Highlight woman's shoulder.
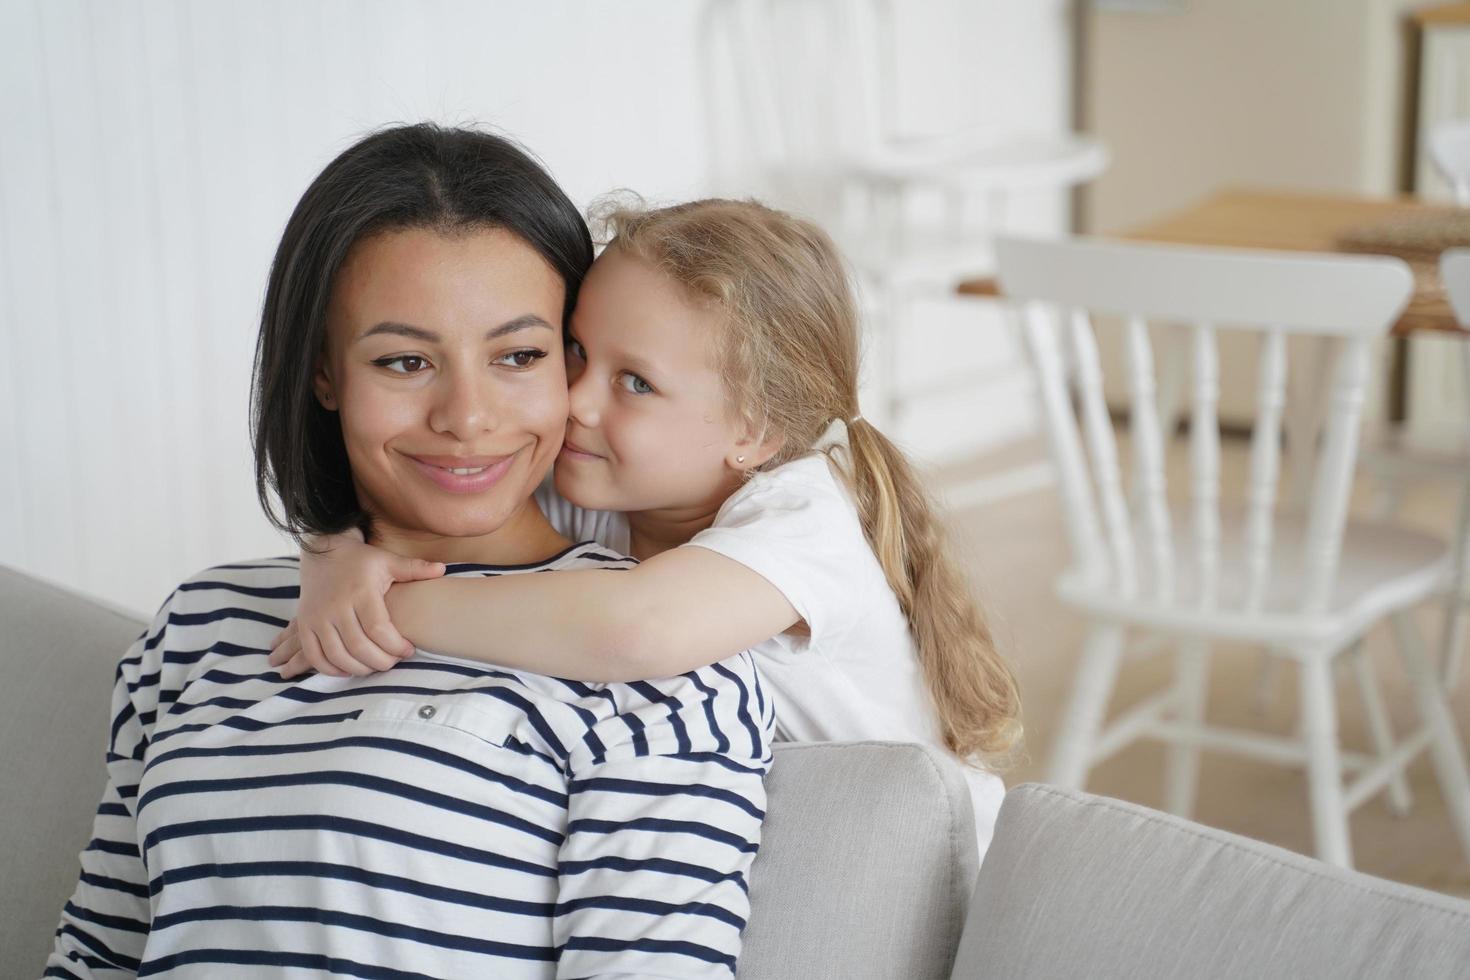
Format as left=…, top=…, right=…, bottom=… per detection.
left=122, top=557, right=300, bottom=701
left=159, top=556, right=302, bottom=613
left=178, top=555, right=302, bottom=586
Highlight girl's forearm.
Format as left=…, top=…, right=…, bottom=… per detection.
left=383, top=548, right=800, bottom=682
left=385, top=572, right=648, bottom=680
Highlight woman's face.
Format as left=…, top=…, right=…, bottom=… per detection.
left=315, top=226, right=568, bottom=547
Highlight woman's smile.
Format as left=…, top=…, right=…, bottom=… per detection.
left=404, top=449, right=523, bottom=494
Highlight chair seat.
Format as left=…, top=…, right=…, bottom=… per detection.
left=854, top=132, right=1109, bottom=190
left=1358, top=424, right=1470, bottom=482
left=838, top=232, right=996, bottom=287
left=1056, top=510, right=1452, bottom=648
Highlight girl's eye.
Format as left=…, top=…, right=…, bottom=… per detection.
left=496, top=349, right=549, bottom=369
left=374, top=355, right=428, bottom=374
left=617, top=372, right=654, bottom=395
left=566, top=337, right=587, bottom=361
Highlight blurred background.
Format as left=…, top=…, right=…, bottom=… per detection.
left=1, top=0, right=1078, bottom=615
left=3, top=0, right=1469, bottom=895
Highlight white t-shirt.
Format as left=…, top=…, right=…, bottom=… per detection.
left=536, top=454, right=1005, bottom=859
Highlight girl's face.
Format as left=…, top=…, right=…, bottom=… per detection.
left=555, top=247, right=756, bottom=515
left=315, top=226, right=568, bottom=549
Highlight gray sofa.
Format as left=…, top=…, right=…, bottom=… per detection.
left=5, top=564, right=1470, bottom=979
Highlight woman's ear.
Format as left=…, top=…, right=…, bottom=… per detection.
left=313, top=360, right=337, bottom=412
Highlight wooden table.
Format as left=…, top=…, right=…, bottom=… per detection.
left=959, top=187, right=1470, bottom=337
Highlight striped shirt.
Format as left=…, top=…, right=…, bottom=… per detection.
left=46, top=542, right=774, bottom=979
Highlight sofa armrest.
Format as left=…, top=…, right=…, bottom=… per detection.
left=952, top=783, right=1470, bottom=980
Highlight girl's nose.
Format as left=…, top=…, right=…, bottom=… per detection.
left=566, top=365, right=601, bottom=428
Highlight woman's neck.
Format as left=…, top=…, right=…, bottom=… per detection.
left=367, top=499, right=571, bottom=566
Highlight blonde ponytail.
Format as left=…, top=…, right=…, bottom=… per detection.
left=835, top=420, right=1022, bottom=766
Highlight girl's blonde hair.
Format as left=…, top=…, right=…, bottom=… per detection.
left=600, top=197, right=1022, bottom=768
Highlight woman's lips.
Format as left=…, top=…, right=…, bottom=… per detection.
left=407, top=452, right=518, bottom=494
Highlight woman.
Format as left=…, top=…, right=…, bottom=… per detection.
left=46, top=124, right=772, bottom=980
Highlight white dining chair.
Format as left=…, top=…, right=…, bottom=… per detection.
left=996, top=235, right=1470, bottom=869
left=1357, top=125, right=1470, bottom=676
left=1432, top=248, right=1470, bottom=691
left=1430, top=119, right=1470, bottom=205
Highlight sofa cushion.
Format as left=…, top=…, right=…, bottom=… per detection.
left=953, top=782, right=1470, bottom=979
left=739, top=741, right=979, bottom=980
left=0, top=565, right=146, bottom=972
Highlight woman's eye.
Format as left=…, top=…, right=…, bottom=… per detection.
left=374, top=355, right=428, bottom=374
left=617, top=372, right=654, bottom=395
left=496, top=349, right=548, bottom=369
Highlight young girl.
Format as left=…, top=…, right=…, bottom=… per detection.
left=268, top=198, right=1022, bottom=855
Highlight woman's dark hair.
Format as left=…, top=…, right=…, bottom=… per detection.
left=250, top=123, right=593, bottom=540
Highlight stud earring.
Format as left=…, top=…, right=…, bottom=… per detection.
left=736, top=455, right=746, bottom=464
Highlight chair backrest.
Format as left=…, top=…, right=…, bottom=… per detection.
left=700, top=0, right=890, bottom=210
left=1429, top=120, right=1470, bottom=205
left=1441, top=247, right=1470, bottom=324
left=995, top=236, right=1413, bottom=618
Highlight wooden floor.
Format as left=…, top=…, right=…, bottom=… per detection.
left=935, top=434, right=1470, bottom=897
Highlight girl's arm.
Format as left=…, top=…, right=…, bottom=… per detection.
left=271, top=542, right=799, bottom=682
left=389, top=548, right=799, bottom=680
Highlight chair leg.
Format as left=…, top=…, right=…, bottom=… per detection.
left=1047, top=623, right=1127, bottom=790
left=1368, top=471, right=1405, bottom=521
left=1441, top=473, right=1470, bottom=691
left=1390, top=611, right=1470, bottom=865
left=865, top=278, right=906, bottom=431
left=1164, top=639, right=1210, bottom=819
left=1250, top=650, right=1280, bottom=716
left=1298, top=653, right=1353, bottom=868
left=1346, top=640, right=1413, bottom=816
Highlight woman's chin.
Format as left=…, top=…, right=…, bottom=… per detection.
left=371, top=500, right=520, bottom=545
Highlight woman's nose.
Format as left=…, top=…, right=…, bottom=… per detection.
left=428, top=370, right=498, bottom=441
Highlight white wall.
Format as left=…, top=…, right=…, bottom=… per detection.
left=1086, top=0, right=1430, bottom=234
left=0, top=0, right=1071, bottom=616
left=1083, top=0, right=1440, bottom=428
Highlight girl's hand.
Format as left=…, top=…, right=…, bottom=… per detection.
left=268, top=530, right=445, bottom=679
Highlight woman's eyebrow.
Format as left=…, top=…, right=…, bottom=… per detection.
left=359, top=314, right=553, bottom=343
left=486, top=314, right=553, bottom=339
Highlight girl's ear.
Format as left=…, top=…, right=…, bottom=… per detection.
left=727, top=424, right=784, bottom=471
left=313, top=359, right=337, bottom=412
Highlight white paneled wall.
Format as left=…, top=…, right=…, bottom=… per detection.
left=0, top=0, right=715, bottom=617
left=1, top=0, right=1070, bottom=617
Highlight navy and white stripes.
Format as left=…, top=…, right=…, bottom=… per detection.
left=47, top=544, right=774, bottom=979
